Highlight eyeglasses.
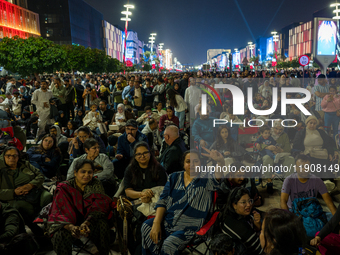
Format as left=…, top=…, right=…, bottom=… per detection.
left=135, top=151, right=150, bottom=158
left=238, top=199, right=254, bottom=206
left=126, top=128, right=137, bottom=132
left=5, top=154, right=19, bottom=159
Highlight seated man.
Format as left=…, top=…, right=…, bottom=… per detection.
left=158, top=125, right=187, bottom=174
left=137, top=106, right=159, bottom=126
left=142, top=118, right=162, bottom=151
left=0, top=202, right=25, bottom=244
left=281, top=154, right=337, bottom=216
left=192, top=108, right=217, bottom=149
left=218, top=162, right=262, bottom=208
left=114, top=119, right=148, bottom=179
left=49, top=125, right=68, bottom=145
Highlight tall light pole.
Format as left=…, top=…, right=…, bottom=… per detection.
left=121, top=4, right=134, bottom=65
left=149, top=33, right=156, bottom=62
left=331, top=2, right=340, bottom=69
left=248, top=42, right=254, bottom=58
left=271, top=30, right=279, bottom=60
left=331, top=2, right=340, bottom=19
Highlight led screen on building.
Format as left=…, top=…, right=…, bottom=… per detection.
left=317, top=20, right=337, bottom=56
left=266, top=37, right=274, bottom=60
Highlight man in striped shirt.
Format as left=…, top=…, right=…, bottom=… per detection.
left=314, top=74, right=329, bottom=120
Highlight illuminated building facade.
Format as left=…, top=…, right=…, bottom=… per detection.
left=102, top=21, right=123, bottom=61
left=0, top=0, right=40, bottom=39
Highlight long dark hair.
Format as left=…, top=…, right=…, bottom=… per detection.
left=263, top=209, right=307, bottom=255
left=36, top=134, right=61, bottom=155
left=224, top=187, right=250, bottom=218
left=215, top=125, right=234, bottom=151
left=167, top=89, right=179, bottom=108
left=127, top=142, right=161, bottom=187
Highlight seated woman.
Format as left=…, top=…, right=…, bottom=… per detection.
left=123, top=142, right=167, bottom=255
left=220, top=187, right=263, bottom=255
left=26, top=134, right=62, bottom=179
left=71, top=126, right=106, bottom=158
left=0, top=147, right=52, bottom=235
left=63, top=120, right=79, bottom=142
left=210, top=125, right=246, bottom=168
left=260, top=209, right=307, bottom=255
left=73, top=109, right=85, bottom=128
left=67, top=138, right=115, bottom=197
left=110, top=103, right=134, bottom=134
left=142, top=149, right=224, bottom=255
left=47, top=159, right=112, bottom=255
left=293, top=116, right=336, bottom=167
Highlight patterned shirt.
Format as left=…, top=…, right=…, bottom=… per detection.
left=314, top=84, right=329, bottom=111
left=156, top=171, right=220, bottom=235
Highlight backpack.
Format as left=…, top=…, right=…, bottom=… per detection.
left=291, top=197, right=327, bottom=237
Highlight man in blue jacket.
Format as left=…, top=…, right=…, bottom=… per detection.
left=114, top=119, right=148, bottom=179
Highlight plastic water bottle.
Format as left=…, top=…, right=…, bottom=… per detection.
left=69, top=154, right=74, bottom=161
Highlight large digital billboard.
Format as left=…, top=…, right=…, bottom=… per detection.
left=266, top=36, right=274, bottom=60
left=232, top=52, right=240, bottom=66
left=317, top=20, right=337, bottom=56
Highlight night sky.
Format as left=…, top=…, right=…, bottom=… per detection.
left=84, top=0, right=334, bottom=65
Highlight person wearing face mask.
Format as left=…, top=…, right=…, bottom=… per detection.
left=220, top=187, right=264, bottom=255
left=26, top=134, right=62, bottom=179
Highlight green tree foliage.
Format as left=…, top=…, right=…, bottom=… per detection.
left=0, top=37, right=123, bottom=76
left=61, top=44, right=86, bottom=72
left=0, top=36, right=66, bottom=77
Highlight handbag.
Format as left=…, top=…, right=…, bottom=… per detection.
left=309, top=147, right=328, bottom=160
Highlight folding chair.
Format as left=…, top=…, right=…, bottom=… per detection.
left=183, top=191, right=220, bottom=255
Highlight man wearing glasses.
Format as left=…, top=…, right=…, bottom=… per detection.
left=113, top=119, right=148, bottom=179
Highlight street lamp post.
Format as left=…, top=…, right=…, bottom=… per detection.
left=272, top=30, right=279, bottom=71
left=121, top=4, right=134, bottom=65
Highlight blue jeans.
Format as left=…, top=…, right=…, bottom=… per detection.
left=324, top=111, right=339, bottom=140
left=175, top=111, right=185, bottom=129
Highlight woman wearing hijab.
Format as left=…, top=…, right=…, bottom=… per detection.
left=19, top=86, right=31, bottom=113
left=110, top=103, right=134, bottom=133
left=73, top=109, right=85, bottom=127
left=56, top=110, right=68, bottom=129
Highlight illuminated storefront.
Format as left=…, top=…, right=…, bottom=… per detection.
left=0, top=0, right=40, bottom=39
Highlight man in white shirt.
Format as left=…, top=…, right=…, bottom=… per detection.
left=31, top=80, right=53, bottom=136
left=184, top=78, right=202, bottom=125
left=0, top=93, right=13, bottom=112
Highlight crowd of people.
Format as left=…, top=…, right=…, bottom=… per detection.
left=0, top=69, right=340, bottom=255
